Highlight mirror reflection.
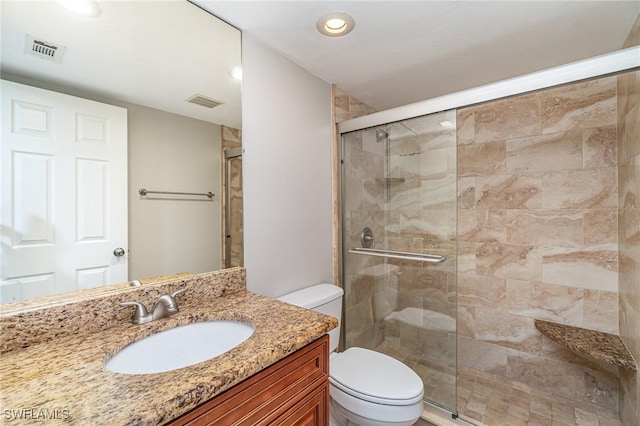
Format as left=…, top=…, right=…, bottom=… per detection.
left=0, top=0, right=243, bottom=305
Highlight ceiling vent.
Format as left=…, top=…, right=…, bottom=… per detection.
left=186, top=94, right=223, bottom=109
left=24, top=35, right=66, bottom=63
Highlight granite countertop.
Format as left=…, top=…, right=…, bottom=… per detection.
left=534, top=319, right=637, bottom=371
left=0, top=289, right=338, bottom=425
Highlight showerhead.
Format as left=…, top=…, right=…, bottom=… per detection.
left=375, top=128, right=389, bottom=143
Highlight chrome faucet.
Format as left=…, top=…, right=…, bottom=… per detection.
left=120, top=288, right=187, bottom=324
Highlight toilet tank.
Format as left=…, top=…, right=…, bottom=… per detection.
left=277, top=284, right=343, bottom=352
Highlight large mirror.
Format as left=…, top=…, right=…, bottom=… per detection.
left=0, top=0, right=243, bottom=306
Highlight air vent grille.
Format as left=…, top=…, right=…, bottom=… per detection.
left=186, top=94, right=223, bottom=109
left=24, top=35, right=66, bottom=63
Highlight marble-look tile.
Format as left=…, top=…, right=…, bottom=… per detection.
left=457, top=242, right=477, bottom=274
left=506, top=131, right=583, bottom=174
left=506, top=210, right=583, bottom=247
left=542, top=167, right=617, bottom=209
left=506, top=350, right=586, bottom=403
left=584, top=209, right=618, bottom=245
left=458, top=209, right=508, bottom=243
left=583, top=125, right=617, bottom=168
left=541, top=77, right=617, bottom=134
left=458, top=140, right=506, bottom=176
left=475, top=174, right=542, bottom=209
left=618, top=156, right=639, bottom=209
left=457, top=335, right=508, bottom=376
left=542, top=246, right=618, bottom=292
left=617, top=71, right=640, bottom=162
left=457, top=176, right=476, bottom=209
left=473, top=94, right=541, bottom=143
left=506, top=279, right=584, bottom=326
left=458, top=272, right=507, bottom=309
left=458, top=305, right=542, bottom=354
left=457, top=107, right=475, bottom=146
left=583, top=290, right=618, bottom=334
left=476, top=242, right=543, bottom=282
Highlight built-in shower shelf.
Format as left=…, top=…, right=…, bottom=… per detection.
left=534, top=319, right=637, bottom=371
left=375, top=177, right=405, bottom=184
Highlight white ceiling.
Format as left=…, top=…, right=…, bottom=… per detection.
left=196, top=0, right=640, bottom=112
left=1, top=1, right=242, bottom=128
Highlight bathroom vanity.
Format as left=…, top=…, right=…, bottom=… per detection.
left=169, top=335, right=329, bottom=425
left=0, top=268, right=337, bottom=425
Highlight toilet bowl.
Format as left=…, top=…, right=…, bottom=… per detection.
left=277, top=284, right=424, bottom=426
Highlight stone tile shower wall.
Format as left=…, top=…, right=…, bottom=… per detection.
left=221, top=126, right=243, bottom=268
left=456, top=74, right=628, bottom=414
left=618, top=70, right=639, bottom=426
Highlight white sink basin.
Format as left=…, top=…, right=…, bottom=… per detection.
left=105, top=320, right=255, bottom=375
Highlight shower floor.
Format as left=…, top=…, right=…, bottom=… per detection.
left=373, top=340, right=625, bottom=426
left=456, top=367, right=624, bottom=426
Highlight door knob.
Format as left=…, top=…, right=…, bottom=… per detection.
left=113, top=247, right=126, bottom=257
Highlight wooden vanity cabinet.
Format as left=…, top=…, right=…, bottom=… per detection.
left=168, top=335, right=330, bottom=426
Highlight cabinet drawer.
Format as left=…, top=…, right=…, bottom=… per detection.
left=169, top=335, right=329, bottom=426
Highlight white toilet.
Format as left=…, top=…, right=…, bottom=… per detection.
left=278, top=284, right=424, bottom=426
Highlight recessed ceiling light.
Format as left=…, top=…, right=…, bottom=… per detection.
left=56, top=0, right=102, bottom=17
left=316, top=12, right=355, bottom=37
left=230, top=66, right=243, bottom=81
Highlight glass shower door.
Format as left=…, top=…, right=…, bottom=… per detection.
left=341, top=110, right=457, bottom=411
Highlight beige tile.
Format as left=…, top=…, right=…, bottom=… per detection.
left=457, top=177, right=476, bottom=209
left=475, top=174, right=542, bottom=209
left=457, top=107, right=475, bottom=146
left=506, top=131, right=583, bottom=174
left=507, top=351, right=587, bottom=403
left=582, top=289, right=618, bottom=334
left=459, top=140, right=507, bottom=177
left=506, top=210, right=583, bottom=248
left=476, top=242, right=542, bottom=282
left=506, top=279, right=584, bottom=326
left=530, top=396, right=553, bottom=418
left=458, top=273, right=507, bottom=309
left=529, top=412, right=553, bottom=426
left=583, top=125, right=617, bottom=168
left=461, top=408, right=484, bottom=423
left=541, top=76, right=617, bottom=134
left=574, top=407, right=599, bottom=426
left=458, top=209, right=508, bottom=244
left=460, top=306, right=542, bottom=354
left=504, top=414, right=530, bottom=426
left=542, top=167, right=617, bottom=209
left=542, top=246, right=618, bottom=292
left=584, top=209, right=618, bottom=245
left=474, top=94, right=541, bottom=143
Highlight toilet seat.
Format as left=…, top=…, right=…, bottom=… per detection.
left=330, top=347, right=424, bottom=406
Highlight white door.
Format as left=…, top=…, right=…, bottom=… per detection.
left=0, top=80, right=128, bottom=303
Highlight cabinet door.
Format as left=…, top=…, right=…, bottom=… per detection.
left=169, top=335, right=329, bottom=426
left=272, top=381, right=329, bottom=426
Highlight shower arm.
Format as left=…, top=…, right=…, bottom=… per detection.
left=348, top=247, right=446, bottom=263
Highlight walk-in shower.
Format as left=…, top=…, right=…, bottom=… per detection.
left=338, top=46, right=640, bottom=426
left=341, top=110, right=458, bottom=412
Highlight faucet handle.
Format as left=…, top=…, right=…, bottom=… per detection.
left=120, top=301, right=151, bottom=324
left=170, top=288, right=187, bottom=299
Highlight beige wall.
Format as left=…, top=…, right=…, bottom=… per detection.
left=128, top=105, right=221, bottom=279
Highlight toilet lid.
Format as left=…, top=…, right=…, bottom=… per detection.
left=330, top=347, right=424, bottom=405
